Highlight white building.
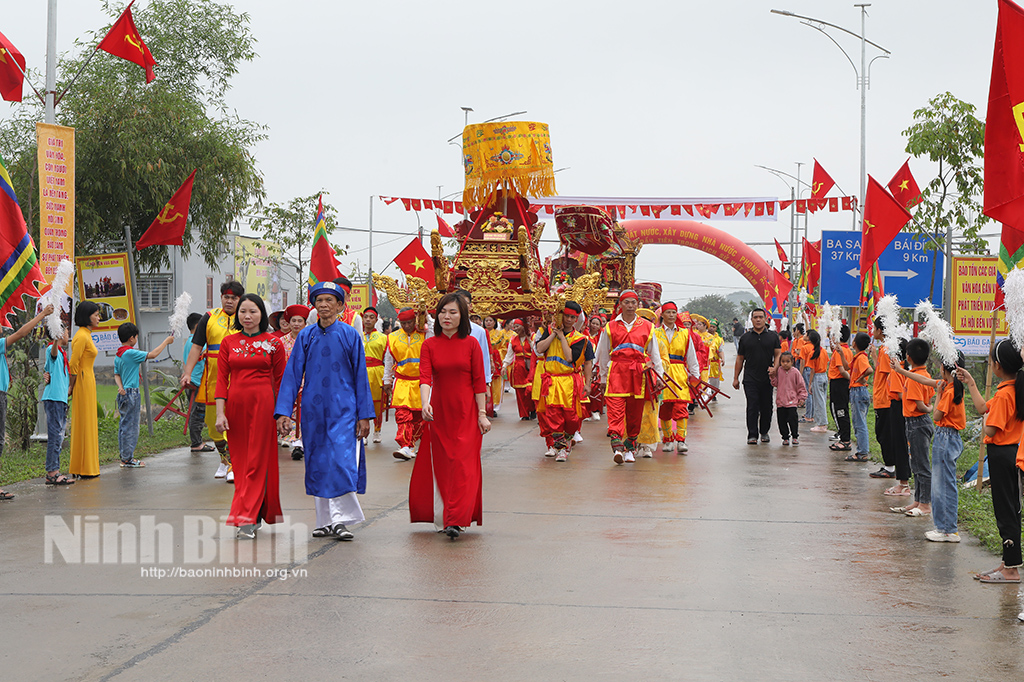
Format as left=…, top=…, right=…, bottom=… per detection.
left=93, top=233, right=299, bottom=371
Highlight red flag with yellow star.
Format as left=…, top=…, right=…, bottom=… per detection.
left=860, top=176, right=912, bottom=283
left=887, top=159, right=923, bottom=209
left=811, top=159, right=836, bottom=199
left=394, top=238, right=435, bottom=288
left=97, top=1, right=157, bottom=83
left=0, top=30, right=27, bottom=102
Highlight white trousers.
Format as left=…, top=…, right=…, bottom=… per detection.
left=314, top=493, right=364, bottom=528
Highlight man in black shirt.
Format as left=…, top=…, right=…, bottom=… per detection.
left=733, top=308, right=781, bottom=444
left=732, top=318, right=744, bottom=352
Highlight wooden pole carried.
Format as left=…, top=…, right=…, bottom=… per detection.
left=976, top=309, right=999, bottom=492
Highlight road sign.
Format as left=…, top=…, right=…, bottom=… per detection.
left=819, top=230, right=944, bottom=308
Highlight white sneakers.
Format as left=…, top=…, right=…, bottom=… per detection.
left=677, top=441, right=688, bottom=453
left=214, top=462, right=228, bottom=479
left=662, top=442, right=674, bottom=452
left=924, top=530, right=961, bottom=543
left=573, top=432, right=584, bottom=443
left=393, top=446, right=416, bottom=461
left=623, top=451, right=636, bottom=463
left=226, top=466, right=234, bottom=483
left=372, top=431, right=382, bottom=443
left=545, top=447, right=556, bottom=458
left=639, top=445, right=653, bottom=458
left=554, top=449, right=568, bottom=462
left=591, top=412, right=601, bottom=421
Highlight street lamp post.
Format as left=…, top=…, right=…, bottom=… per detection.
left=771, top=6, right=890, bottom=221
left=757, top=164, right=813, bottom=321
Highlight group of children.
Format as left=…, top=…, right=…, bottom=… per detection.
left=771, top=318, right=1024, bottom=582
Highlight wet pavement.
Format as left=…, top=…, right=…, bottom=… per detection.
left=2, top=392, right=1023, bottom=681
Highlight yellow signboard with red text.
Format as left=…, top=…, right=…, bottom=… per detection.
left=345, top=283, right=372, bottom=313
left=950, top=256, right=1007, bottom=355
left=37, top=123, right=75, bottom=290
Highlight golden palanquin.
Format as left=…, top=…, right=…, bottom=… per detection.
left=373, top=192, right=605, bottom=319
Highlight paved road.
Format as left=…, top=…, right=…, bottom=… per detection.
left=2, top=392, right=1022, bottom=681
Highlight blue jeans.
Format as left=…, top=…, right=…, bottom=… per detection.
left=931, top=426, right=963, bottom=533
left=905, top=414, right=934, bottom=504
left=849, top=386, right=871, bottom=455
left=43, top=400, right=68, bottom=472
left=811, top=373, right=828, bottom=427
left=117, top=388, right=141, bottom=463
left=802, top=366, right=814, bottom=420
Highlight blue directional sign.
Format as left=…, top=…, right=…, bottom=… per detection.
left=819, top=230, right=944, bottom=308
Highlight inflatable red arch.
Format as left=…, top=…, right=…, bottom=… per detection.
left=621, top=220, right=773, bottom=303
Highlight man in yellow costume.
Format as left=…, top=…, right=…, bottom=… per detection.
left=654, top=302, right=700, bottom=453
left=383, top=307, right=425, bottom=461
left=706, top=318, right=725, bottom=402
left=181, top=280, right=243, bottom=481
left=532, top=301, right=593, bottom=462
left=361, top=306, right=387, bottom=443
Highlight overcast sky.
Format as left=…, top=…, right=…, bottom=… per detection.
left=1, top=1, right=999, bottom=305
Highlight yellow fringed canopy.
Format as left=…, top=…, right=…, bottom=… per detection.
left=462, top=121, right=556, bottom=209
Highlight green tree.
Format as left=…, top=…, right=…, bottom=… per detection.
left=250, top=192, right=346, bottom=300
left=0, top=0, right=265, bottom=269
left=902, top=92, right=989, bottom=307
left=684, top=293, right=737, bottom=331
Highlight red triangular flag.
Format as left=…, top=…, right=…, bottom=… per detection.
left=773, top=267, right=794, bottom=313
left=394, top=238, right=435, bottom=288
left=435, top=213, right=455, bottom=238
left=811, top=159, right=836, bottom=198
left=97, top=1, right=158, bottom=83
left=308, top=195, right=342, bottom=286
left=860, top=176, right=913, bottom=280
left=887, top=159, right=923, bottom=209
left=136, top=170, right=196, bottom=250
left=0, top=30, right=26, bottom=102
left=774, top=238, right=789, bottom=263
left=802, top=237, right=821, bottom=293
left=984, top=0, right=1024, bottom=229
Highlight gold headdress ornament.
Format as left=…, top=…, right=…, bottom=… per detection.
left=636, top=308, right=657, bottom=323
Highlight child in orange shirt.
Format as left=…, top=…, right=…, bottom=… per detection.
left=894, top=352, right=967, bottom=541
left=845, top=332, right=874, bottom=461
left=827, top=325, right=854, bottom=451
left=890, top=339, right=935, bottom=517
left=959, top=339, right=1024, bottom=582
left=805, top=330, right=830, bottom=432
left=883, top=340, right=912, bottom=497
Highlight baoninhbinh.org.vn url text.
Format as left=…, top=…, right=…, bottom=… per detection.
left=140, top=566, right=308, bottom=580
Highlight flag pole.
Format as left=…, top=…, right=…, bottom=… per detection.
left=2, top=41, right=46, bottom=105
left=124, top=226, right=154, bottom=436
left=976, top=309, right=999, bottom=491
left=53, top=48, right=101, bottom=108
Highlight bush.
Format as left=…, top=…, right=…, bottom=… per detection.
left=6, top=344, right=41, bottom=452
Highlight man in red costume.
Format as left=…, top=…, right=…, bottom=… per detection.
left=501, top=319, right=536, bottom=420
left=681, top=311, right=707, bottom=415
left=595, top=290, right=665, bottom=464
